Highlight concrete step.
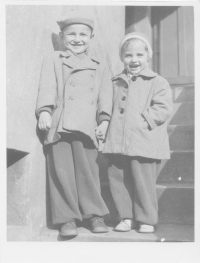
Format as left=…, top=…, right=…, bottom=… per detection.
left=36, top=224, right=194, bottom=242
left=169, top=102, right=194, bottom=125
left=156, top=183, right=194, bottom=225
left=100, top=183, right=194, bottom=225
left=158, top=151, right=194, bottom=183
left=98, top=151, right=194, bottom=184
left=168, top=125, right=194, bottom=151
left=171, top=85, right=194, bottom=103
left=7, top=226, right=31, bottom=241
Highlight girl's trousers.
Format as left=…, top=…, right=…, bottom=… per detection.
left=46, top=133, right=109, bottom=224
left=107, top=154, right=161, bottom=225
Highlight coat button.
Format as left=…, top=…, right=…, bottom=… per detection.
left=69, top=96, right=74, bottom=100
left=90, top=88, right=94, bottom=92
left=91, top=101, right=94, bottom=105
left=120, top=109, right=124, bottom=114
left=122, top=96, right=126, bottom=101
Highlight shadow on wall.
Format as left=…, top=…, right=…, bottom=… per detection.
left=7, top=149, right=29, bottom=168
left=51, top=33, right=66, bottom=52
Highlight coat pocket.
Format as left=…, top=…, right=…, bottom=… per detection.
left=135, top=114, right=149, bottom=130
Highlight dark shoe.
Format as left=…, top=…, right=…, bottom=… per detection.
left=60, top=221, right=78, bottom=236
left=90, top=217, right=109, bottom=233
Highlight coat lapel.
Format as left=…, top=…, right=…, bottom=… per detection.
left=112, top=69, right=129, bottom=85
left=60, top=50, right=98, bottom=71
left=59, top=50, right=99, bottom=89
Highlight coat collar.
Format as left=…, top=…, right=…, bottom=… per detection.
left=112, top=66, right=158, bottom=82
left=138, top=67, right=158, bottom=78
left=59, top=49, right=99, bottom=71
left=59, top=49, right=100, bottom=63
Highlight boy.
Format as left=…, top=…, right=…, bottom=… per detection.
left=36, top=11, right=113, bottom=237
left=97, top=32, right=173, bottom=233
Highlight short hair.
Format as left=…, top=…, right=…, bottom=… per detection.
left=121, top=38, right=149, bottom=58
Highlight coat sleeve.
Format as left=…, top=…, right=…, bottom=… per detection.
left=35, top=52, right=57, bottom=119
left=142, top=76, right=173, bottom=130
left=97, top=61, right=113, bottom=123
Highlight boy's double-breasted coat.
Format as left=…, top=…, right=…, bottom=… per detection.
left=103, top=67, right=173, bottom=159
left=36, top=50, right=113, bottom=148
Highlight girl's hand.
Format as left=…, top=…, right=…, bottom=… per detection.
left=38, top=111, right=52, bottom=130
left=95, top=121, right=109, bottom=142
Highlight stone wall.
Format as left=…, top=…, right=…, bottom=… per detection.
left=7, top=5, right=125, bottom=239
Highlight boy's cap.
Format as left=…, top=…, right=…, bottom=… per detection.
left=119, top=32, right=153, bottom=60
left=57, top=11, right=94, bottom=31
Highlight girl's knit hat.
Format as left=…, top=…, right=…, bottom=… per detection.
left=119, top=32, right=153, bottom=61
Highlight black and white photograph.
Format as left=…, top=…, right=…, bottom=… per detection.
left=1, top=0, right=199, bottom=262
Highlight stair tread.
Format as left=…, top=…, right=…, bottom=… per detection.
left=170, top=150, right=194, bottom=153
left=173, top=102, right=194, bottom=105
left=38, top=224, right=194, bottom=242
left=156, top=183, right=194, bottom=188
left=101, top=181, right=194, bottom=188
left=168, top=124, right=194, bottom=128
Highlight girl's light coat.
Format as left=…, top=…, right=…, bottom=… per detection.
left=103, top=67, right=173, bottom=159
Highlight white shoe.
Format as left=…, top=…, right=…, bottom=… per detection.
left=114, top=219, right=134, bottom=232
left=138, top=224, right=155, bottom=233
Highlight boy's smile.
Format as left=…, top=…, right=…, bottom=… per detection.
left=61, top=24, right=93, bottom=54
left=122, top=40, right=148, bottom=75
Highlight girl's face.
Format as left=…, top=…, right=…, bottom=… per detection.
left=122, top=40, right=149, bottom=75
left=61, top=24, right=93, bottom=54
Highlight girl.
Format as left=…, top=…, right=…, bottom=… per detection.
left=96, top=32, right=173, bottom=233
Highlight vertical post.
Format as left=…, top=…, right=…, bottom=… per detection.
left=125, top=6, right=152, bottom=68
left=177, top=7, right=186, bottom=77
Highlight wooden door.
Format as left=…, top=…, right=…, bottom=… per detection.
left=151, top=6, right=194, bottom=84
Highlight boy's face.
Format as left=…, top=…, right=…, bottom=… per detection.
left=122, top=40, right=148, bottom=75
left=61, top=24, right=93, bottom=54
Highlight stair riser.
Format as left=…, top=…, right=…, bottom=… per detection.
left=168, top=126, right=194, bottom=151
left=158, top=151, right=194, bottom=183
left=171, top=86, right=194, bottom=103
left=101, top=185, right=194, bottom=225
left=157, top=186, right=194, bottom=225
left=98, top=152, right=194, bottom=184
left=169, top=103, right=194, bottom=125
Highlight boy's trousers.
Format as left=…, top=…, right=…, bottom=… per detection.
left=107, top=154, right=161, bottom=225
left=46, top=133, right=109, bottom=224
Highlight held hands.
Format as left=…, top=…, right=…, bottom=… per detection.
left=38, top=111, right=52, bottom=130
left=95, top=121, right=109, bottom=142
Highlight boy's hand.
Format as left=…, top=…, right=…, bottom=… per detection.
left=95, top=121, right=109, bottom=142
left=38, top=111, right=52, bottom=130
